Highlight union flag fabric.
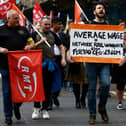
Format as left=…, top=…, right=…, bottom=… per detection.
left=8, top=50, right=45, bottom=103
left=33, top=2, right=45, bottom=24
left=0, top=0, right=16, bottom=19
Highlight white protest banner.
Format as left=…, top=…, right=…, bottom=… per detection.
left=70, top=24, right=124, bottom=64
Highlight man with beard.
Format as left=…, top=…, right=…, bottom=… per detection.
left=85, top=2, right=110, bottom=125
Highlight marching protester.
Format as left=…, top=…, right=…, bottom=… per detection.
left=64, top=18, right=88, bottom=109
left=0, top=10, right=45, bottom=125
left=111, top=20, right=126, bottom=110
left=47, top=16, right=64, bottom=110
left=85, top=2, right=110, bottom=124
left=32, top=16, right=66, bottom=120
left=65, top=50, right=88, bottom=109
left=47, top=16, right=68, bottom=110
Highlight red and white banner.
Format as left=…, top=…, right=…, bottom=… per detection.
left=33, top=2, right=45, bottom=24
left=8, top=50, right=45, bottom=103
left=0, top=0, right=16, bottom=19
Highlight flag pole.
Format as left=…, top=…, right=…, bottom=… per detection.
left=12, top=4, right=51, bottom=48
left=75, top=0, right=89, bottom=22
left=32, top=2, right=50, bottom=47
left=31, top=24, right=51, bottom=48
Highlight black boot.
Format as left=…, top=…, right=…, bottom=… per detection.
left=5, top=118, right=12, bottom=125
left=52, top=91, right=60, bottom=107
left=76, top=101, right=81, bottom=109
left=14, top=103, right=21, bottom=120
left=48, top=97, right=53, bottom=110
left=81, top=84, right=88, bottom=108
left=73, top=84, right=81, bottom=108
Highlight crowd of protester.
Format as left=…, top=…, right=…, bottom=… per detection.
left=0, top=2, right=126, bottom=126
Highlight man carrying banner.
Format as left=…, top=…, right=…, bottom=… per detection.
left=32, top=16, right=66, bottom=120
left=85, top=2, right=110, bottom=125
left=0, top=10, right=45, bottom=125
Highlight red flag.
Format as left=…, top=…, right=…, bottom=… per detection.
left=50, top=10, right=54, bottom=20
left=75, top=0, right=88, bottom=23
left=8, top=50, right=45, bottom=103
left=12, top=4, right=25, bottom=26
left=11, top=0, right=16, bottom=3
left=33, top=2, right=45, bottom=24
left=0, top=0, right=16, bottom=19
left=12, top=4, right=35, bottom=33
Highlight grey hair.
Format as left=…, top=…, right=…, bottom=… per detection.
left=41, top=16, right=50, bottom=22
left=6, top=10, right=18, bottom=19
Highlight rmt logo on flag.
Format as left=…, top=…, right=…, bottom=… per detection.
left=8, top=50, right=45, bottom=103
left=17, top=56, right=37, bottom=100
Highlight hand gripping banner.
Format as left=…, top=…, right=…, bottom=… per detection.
left=8, top=50, right=45, bottom=103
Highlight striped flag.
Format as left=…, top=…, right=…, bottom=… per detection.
left=75, top=0, right=89, bottom=23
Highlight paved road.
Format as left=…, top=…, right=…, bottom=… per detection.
left=0, top=77, right=126, bottom=126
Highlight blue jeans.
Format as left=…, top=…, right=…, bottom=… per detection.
left=85, top=63, right=110, bottom=114
left=0, top=67, right=13, bottom=119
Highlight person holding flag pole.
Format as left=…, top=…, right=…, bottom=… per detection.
left=32, top=16, right=66, bottom=120
left=32, top=24, right=51, bottom=48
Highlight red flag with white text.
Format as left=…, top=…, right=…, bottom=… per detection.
left=8, top=50, right=45, bottom=103
left=33, top=2, right=45, bottom=24
left=0, top=0, right=16, bottom=19
left=12, top=4, right=25, bottom=26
